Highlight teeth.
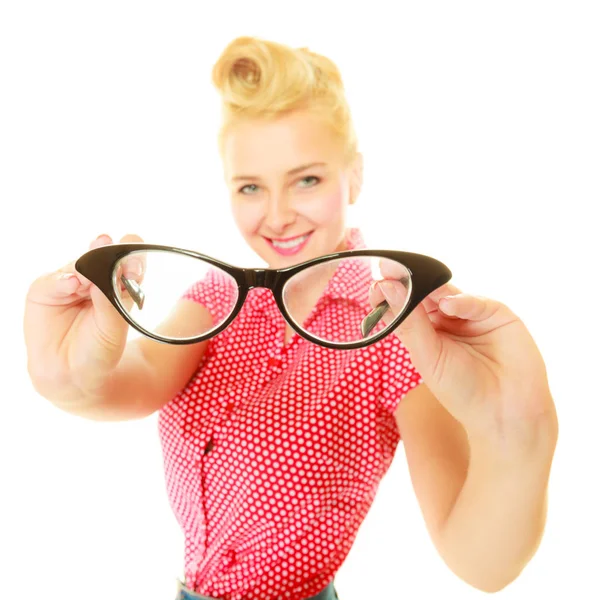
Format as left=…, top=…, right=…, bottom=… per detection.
left=272, top=233, right=310, bottom=249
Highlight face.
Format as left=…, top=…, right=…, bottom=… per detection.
left=222, top=109, right=362, bottom=269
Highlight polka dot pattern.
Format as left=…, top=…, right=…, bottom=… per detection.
left=158, top=229, right=423, bottom=600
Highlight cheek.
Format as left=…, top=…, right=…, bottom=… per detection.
left=304, top=188, right=346, bottom=224
left=231, top=201, right=262, bottom=234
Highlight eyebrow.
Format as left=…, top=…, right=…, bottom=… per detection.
left=231, top=162, right=327, bottom=182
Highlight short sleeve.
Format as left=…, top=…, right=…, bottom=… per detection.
left=379, top=334, right=424, bottom=414
left=181, top=268, right=239, bottom=328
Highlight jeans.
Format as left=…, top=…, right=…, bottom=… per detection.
left=175, top=578, right=339, bottom=600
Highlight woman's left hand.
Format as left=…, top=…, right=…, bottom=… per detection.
left=371, top=275, right=557, bottom=449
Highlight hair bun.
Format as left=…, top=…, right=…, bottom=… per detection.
left=212, top=36, right=340, bottom=114
left=212, top=36, right=357, bottom=163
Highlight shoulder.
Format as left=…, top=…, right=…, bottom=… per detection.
left=378, top=334, right=423, bottom=414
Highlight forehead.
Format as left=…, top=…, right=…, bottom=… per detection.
left=223, top=110, right=341, bottom=176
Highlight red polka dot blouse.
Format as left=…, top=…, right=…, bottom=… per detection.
left=158, top=228, right=423, bottom=599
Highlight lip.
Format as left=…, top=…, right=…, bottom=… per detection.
left=269, top=232, right=312, bottom=242
left=264, top=231, right=313, bottom=256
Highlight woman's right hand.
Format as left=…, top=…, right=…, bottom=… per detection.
left=24, top=233, right=143, bottom=403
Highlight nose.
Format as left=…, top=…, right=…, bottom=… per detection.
left=265, top=193, right=296, bottom=233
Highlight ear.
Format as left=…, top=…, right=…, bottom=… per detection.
left=348, top=152, right=364, bottom=205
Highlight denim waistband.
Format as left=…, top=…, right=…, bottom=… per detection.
left=175, top=577, right=338, bottom=600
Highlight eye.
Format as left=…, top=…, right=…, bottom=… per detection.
left=239, top=184, right=259, bottom=195
left=298, top=175, right=320, bottom=188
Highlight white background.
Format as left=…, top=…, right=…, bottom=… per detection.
left=1, top=1, right=598, bottom=598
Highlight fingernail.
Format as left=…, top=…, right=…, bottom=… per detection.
left=440, top=297, right=456, bottom=315
left=58, top=272, right=76, bottom=281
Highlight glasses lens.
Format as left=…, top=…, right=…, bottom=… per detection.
left=113, top=250, right=239, bottom=341
left=282, top=255, right=412, bottom=345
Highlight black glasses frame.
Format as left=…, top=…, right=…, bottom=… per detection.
left=75, top=244, right=452, bottom=350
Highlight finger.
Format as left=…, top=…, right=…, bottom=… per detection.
left=27, top=235, right=110, bottom=304
left=85, top=233, right=143, bottom=340
left=370, top=259, right=411, bottom=309
left=70, top=233, right=143, bottom=293
left=119, top=233, right=144, bottom=244
left=118, top=233, right=145, bottom=281
left=368, top=280, right=386, bottom=308
left=379, top=281, right=443, bottom=382
left=27, top=269, right=84, bottom=304
left=379, top=258, right=409, bottom=280
left=422, top=282, right=463, bottom=313
left=367, top=279, right=410, bottom=333
left=87, top=238, right=147, bottom=345
left=120, top=254, right=145, bottom=283
left=438, top=293, right=512, bottom=325
left=58, top=234, right=113, bottom=286
left=62, top=234, right=114, bottom=296
left=369, top=276, right=464, bottom=329
left=379, top=257, right=462, bottom=314
left=114, top=235, right=146, bottom=311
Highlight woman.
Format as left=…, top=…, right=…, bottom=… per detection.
left=24, top=36, right=558, bottom=600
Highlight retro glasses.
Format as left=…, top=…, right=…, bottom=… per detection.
left=75, top=244, right=452, bottom=350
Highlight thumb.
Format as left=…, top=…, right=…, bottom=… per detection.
left=379, top=281, right=442, bottom=380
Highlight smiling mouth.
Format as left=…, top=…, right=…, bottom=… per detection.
left=264, top=231, right=313, bottom=255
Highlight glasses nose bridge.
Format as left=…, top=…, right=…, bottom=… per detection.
left=243, top=268, right=278, bottom=290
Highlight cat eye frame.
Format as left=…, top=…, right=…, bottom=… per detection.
left=75, top=244, right=452, bottom=350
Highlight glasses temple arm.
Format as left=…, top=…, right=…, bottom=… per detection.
left=120, top=275, right=145, bottom=310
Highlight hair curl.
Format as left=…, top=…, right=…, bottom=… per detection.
left=211, top=36, right=358, bottom=165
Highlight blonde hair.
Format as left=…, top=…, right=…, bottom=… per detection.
left=211, top=36, right=358, bottom=166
